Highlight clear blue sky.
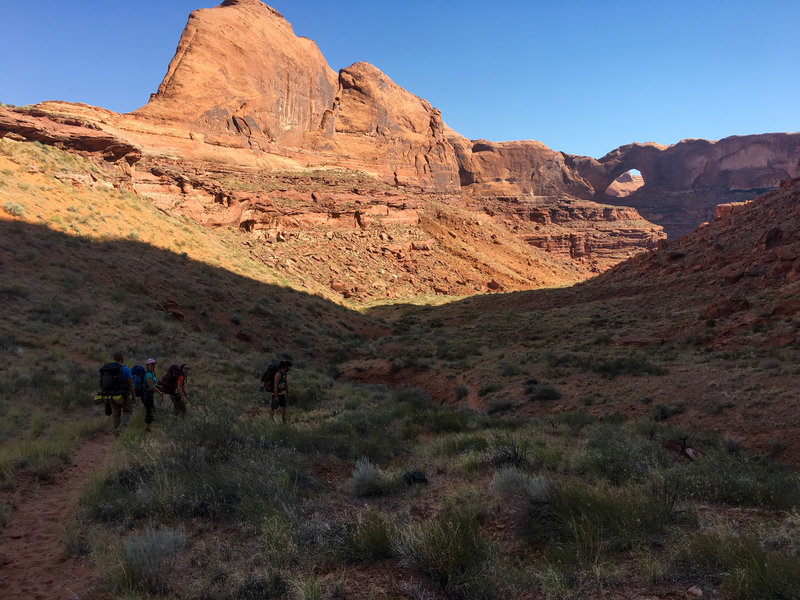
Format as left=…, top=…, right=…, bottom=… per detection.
left=2, top=0, right=798, bottom=158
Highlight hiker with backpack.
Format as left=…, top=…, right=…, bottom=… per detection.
left=262, top=360, right=291, bottom=423
left=175, top=364, right=189, bottom=416
left=97, top=351, right=137, bottom=434
left=142, top=358, right=163, bottom=431
left=159, top=363, right=188, bottom=417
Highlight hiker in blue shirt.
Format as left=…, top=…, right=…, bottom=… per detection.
left=109, top=351, right=136, bottom=434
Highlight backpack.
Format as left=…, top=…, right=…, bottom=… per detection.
left=99, top=362, right=124, bottom=395
left=159, top=364, right=181, bottom=394
left=131, top=365, right=146, bottom=398
left=260, top=361, right=280, bottom=392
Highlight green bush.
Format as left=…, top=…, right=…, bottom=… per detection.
left=664, top=448, right=800, bottom=509
left=493, top=471, right=673, bottom=556
left=490, top=468, right=559, bottom=544
left=337, top=508, right=395, bottom=562
left=550, top=408, right=594, bottom=433
left=81, top=402, right=302, bottom=526
left=433, top=432, right=490, bottom=457
left=394, top=499, right=491, bottom=593
left=350, top=456, right=397, bottom=497
left=575, top=424, right=671, bottom=485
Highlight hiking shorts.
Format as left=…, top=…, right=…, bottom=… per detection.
left=271, top=395, right=287, bottom=410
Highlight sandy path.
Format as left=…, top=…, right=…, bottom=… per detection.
left=0, top=434, right=112, bottom=600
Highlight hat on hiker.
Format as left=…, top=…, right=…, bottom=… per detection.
left=145, top=358, right=156, bottom=365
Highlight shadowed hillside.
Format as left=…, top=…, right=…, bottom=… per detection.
left=2, top=138, right=800, bottom=600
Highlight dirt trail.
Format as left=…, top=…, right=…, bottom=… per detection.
left=0, top=434, right=112, bottom=600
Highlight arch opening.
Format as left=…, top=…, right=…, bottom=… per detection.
left=604, top=169, right=644, bottom=198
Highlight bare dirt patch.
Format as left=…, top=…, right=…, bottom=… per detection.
left=0, top=434, right=112, bottom=600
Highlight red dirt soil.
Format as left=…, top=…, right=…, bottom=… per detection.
left=0, top=434, right=112, bottom=600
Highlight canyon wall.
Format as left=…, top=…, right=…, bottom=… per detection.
left=3, top=0, right=800, bottom=298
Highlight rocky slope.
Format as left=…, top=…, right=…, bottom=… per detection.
left=591, top=177, right=800, bottom=348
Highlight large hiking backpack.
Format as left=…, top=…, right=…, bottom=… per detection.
left=131, top=365, right=146, bottom=398
left=159, top=364, right=181, bottom=394
left=99, top=362, right=124, bottom=395
left=260, top=361, right=280, bottom=392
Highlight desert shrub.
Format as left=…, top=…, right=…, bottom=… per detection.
left=392, top=386, right=432, bottom=410
left=436, top=340, right=482, bottom=361
left=456, top=383, right=469, bottom=399
left=123, top=526, right=186, bottom=594
left=486, top=399, right=514, bottom=415
left=490, top=469, right=559, bottom=544
left=394, top=499, right=491, bottom=594
left=550, top=409, right=595, bottom=434
left=679, top=527, right=800, bottom=600
left=499, top=361, right=522, bottom=376
left=491, top=468, right=551, bottom=502
left=82, top=402, right=302, bottom=526
left=425, top=406, right=471, bottom=433
left=490, top=434, right=532, bottom=468
left=350, top=456, right=398, bottom=497
left=556, top=483, right=673, bottom=554
left=308, top=408, right=402, bottom=461
left=574, top=424, right=671, bottom=485
left=493, top=471, right=672, bottom=554
left=258, top=513, right=299, bottom=568
left=433, top=432, right=490, bottom=457
left=651, top=401, right=686, bottom=421
left=527, top=382, right=561, bottom=401
left=3, top=201, right=24, bottom=217
left=336, top=507, right=396, bottom=562
left=663, top=448, right=800, bottom=509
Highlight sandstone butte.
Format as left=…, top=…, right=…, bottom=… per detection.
left=1, top=0, right=799, bottom=300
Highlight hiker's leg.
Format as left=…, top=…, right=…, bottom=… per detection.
left=174, top=394, right=186, bottom=418
left=112, top=402, right=121, bottom=430
left=120, top=397, right=133, bottom=429
left=278, top=396, right=287, bottom=423
left=144, top=396, right=154, bottom=429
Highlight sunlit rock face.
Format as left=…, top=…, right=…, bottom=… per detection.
left=133, top=0, right=339, bottom=149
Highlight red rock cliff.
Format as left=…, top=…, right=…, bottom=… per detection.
left=134, top=0, right=338, bottom=149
